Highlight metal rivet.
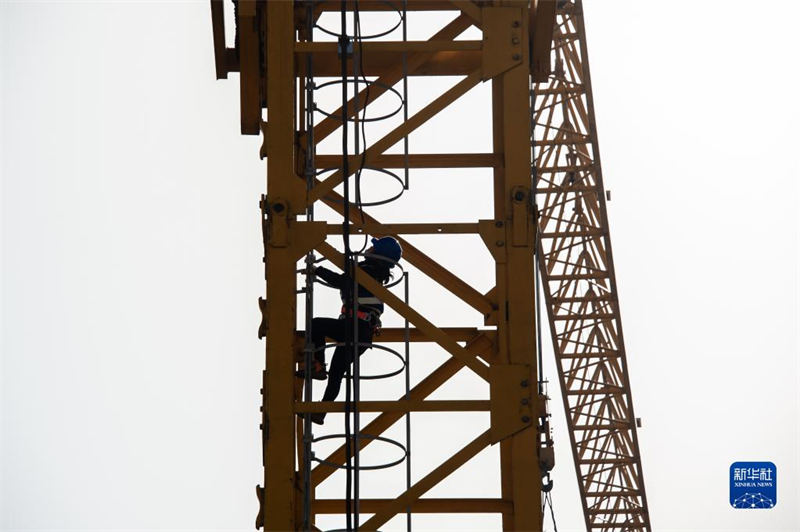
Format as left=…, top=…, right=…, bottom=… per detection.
left=521, top=416, right=531, bottom=423
left=496, top=240, right=505, bottom=247
left=512, top=37, right=520, bottom=45
left=521, top=398, right=529, bottom=405
left=495, top=220, right=504, bottom=228
left=521, top=379, right=529, bottom=388
left=512, top=53, right=521, bottom=60
left=512, top=20, right=520, bottom=28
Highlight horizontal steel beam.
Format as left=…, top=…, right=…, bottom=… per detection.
left=566, top=389, right=625, bottom=396
left=326, top=223, right=479, bottom=235
left=296, top=327, right=484, bottom=343
left=551, top=312, right=616, bottom=320
left=301, top=50, right=480, bottom=77
left=296, top=40, right=481, bottom=53
left=313, top=1, right=481, bottom=11
left=315, top=153, right=499, bottom=169
left=313, top=498, right=513, bottom=514
left=296, top=400, right=490, bottom=413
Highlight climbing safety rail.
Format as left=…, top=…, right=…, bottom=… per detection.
left=532, top=1, right=651, bottom=530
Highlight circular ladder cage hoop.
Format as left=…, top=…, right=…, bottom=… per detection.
left=313, top=78, right=405, bottom=123
left=326, top=341, right=406, bottom=380
left=314, top=166, right=406, bottom=207
left=311, top=433, right=408, bottom=471
left=313, top=0, right=405, bottom=40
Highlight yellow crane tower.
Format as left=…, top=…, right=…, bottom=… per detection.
left=210, top=1, right=650, bottom=530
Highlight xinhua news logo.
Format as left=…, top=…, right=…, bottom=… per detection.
left=730, top=461, right=777, bottom=509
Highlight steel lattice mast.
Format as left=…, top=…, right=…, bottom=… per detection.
left=532, top=1, right=651, bottom=530
left=210, top=0, right=650, bottom=530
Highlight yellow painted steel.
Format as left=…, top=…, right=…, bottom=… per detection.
left=213, top=1, right=555, bottom=530
left=532, top=1, right=651, bottom=528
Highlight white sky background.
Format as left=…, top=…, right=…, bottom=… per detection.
left=1, top=1, right=798, bottom=531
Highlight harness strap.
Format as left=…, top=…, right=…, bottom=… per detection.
left=340, top=306, right=382, bottom=327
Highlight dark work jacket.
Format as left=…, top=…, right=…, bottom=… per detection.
left=315, top=261, right=387, bottom=316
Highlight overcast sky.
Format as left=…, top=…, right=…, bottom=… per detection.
left=2, top=1, right=798, bottom=531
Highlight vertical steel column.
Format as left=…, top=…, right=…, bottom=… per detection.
left=490, top=3, right=543, bottom=527
left=301, top=3, right=317, bottom=529
left=262, top=3, right=315, bottom=530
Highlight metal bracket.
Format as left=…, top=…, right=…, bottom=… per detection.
left=259, top=121, right=268, bottom=160
left=258, top=297, right=268, bottom=339
left=268, top=199, right=289, bottom=247
left=489, top=364, right=534, bottom=443
left=481, top=7, right=524, bottom=80
left=478, top=219, right=507, bottom=264
left=255, top=485, right=265, bottom=529
left=511, top=185, right=531, bottom=247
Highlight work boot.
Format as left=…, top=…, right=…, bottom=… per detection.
left=295, top=360, right=327, bottom=380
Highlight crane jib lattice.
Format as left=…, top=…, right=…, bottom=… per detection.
left=533, top=1, right=651, bottom=530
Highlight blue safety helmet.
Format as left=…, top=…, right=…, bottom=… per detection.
left=370, top=236, right=402, bottom=265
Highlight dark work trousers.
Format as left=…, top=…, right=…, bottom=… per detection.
left=311, top=317, right=374, bottom=402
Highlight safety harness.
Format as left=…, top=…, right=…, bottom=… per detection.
left=340, top=296, right=383, bottom=334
